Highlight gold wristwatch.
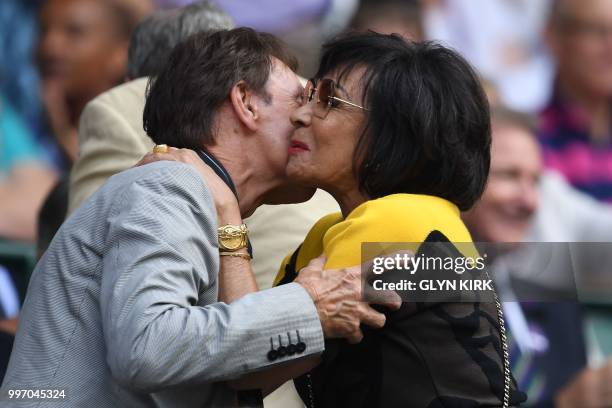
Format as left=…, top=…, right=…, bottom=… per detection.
left=217, top=224, right=249, bottom=251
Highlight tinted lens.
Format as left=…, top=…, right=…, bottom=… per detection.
left=317, top=79, right=334, bottom=105
left=313, top=79, right=335, bottom=118
left=304, top=80, right=315, bottom=103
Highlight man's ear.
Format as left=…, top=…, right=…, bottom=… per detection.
left=230, top=81, right=259, bottom=132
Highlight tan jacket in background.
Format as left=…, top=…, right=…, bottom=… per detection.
left=69, top=78, right=153, bottom=214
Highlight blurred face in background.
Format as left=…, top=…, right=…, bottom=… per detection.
left=351, top=3, right=424, bottom=41
left=548, top=0, right=612, bottom=98
left=462, top=124, right=542, bottom=243
left=38, top=0, right=129, bottom=103
left=354, top=16, right=423, bottom=41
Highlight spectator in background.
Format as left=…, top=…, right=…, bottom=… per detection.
left=463, top=109, right=541, bottom=245
left=351, top=0, right=424, bottom=41
left=37, top=0, right=152, bottom=164
left=0, top=0, right=66, bottom=175
left=68, top=1, right=235, bottom=213
left=126, top=1, right=234, bottom=80
left=541, top=0, right=612, bottom=203
left=0, top=96, right=57, bottom=242
left=423, top=0, right=554, bottom=112
left=482, top=78, right=612, bottom=291
left=463, top=107, right=612, bottom=407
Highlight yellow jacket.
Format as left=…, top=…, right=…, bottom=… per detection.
left=275, top=193, right=478, bottom=285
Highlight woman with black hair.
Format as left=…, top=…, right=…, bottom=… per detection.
left=273, top=32, right=526, bottom=407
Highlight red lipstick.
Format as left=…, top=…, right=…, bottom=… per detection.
left=288, top=140, right=310, bottom=155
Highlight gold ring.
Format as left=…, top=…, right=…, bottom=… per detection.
left=153, top=144, right=168, bottom=154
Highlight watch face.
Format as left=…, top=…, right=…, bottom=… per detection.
left=222, top=236, right=244, bottom=250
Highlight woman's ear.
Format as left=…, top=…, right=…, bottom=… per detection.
left=230, top=81, right=259, bottom=132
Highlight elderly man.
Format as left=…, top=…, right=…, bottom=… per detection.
left=67, top=5, right=337, bottom=406
left=0, top=28, right=397, bottom=407
left=541, top=0, right=612, bottom=202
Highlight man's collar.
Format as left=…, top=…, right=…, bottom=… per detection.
left=196, top=149, right=238, bottom=199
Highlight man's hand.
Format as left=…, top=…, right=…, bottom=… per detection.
left=295, top=255, right=402, bottom=344
left=556, top=359, right=612, bottom=408
left=136, top=147, right=241, bottom=224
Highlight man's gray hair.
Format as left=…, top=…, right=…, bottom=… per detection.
left=127, top=1, right=235, bottom=79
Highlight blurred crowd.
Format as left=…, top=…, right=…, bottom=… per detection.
left=1, top=0, right=612, bottom=406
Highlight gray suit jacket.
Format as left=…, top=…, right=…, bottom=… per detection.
left=1, top=161, right=324, bottom=407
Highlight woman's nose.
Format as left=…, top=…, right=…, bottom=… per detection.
left=290, top=104, right=312, bottom=128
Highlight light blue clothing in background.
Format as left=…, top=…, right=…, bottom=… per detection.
left=154, top=0, right=331, bottom=32
left=0, top=265, right=19, bottom=319
left=0, top=0, right=66, bottom=172
left=0, top=0, right=41, bottom=127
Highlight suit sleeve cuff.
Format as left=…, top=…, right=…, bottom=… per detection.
left=262, top=282, right=325, bottom=360
left=228, top=282, right=324, bottom=377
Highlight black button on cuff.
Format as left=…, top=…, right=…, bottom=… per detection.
left=287, top=344, right=297, bottom=355
left=267, top=349, right=278, bottom=361
left=268, top=331, right=306, bottom=361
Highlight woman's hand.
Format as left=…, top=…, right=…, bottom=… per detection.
left=136, top=147, right=241, bottom=224
left=295, top=255, right=402, bottom=344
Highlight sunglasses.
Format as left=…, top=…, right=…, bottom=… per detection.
left=304, top=78, right=369, bottom=119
